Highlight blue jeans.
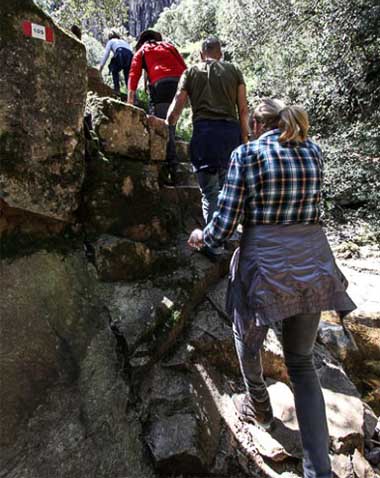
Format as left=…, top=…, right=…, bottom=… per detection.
left=233, top=312, right=331, bottom=478
left=109, top=48, right=132, bottom=92
left=197, top=168, right=226, bottom=252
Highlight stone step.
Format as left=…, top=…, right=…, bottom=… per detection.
left=104, top=236, right=232, bottom=366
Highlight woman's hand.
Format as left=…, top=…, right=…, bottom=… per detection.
left=188, top=229, right=204, bottom=249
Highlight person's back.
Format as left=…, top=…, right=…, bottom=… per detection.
left=166, top=36, right=248, bottom=259
left=135, top=41, right=186, bottom=87
left=127, top=30, right=187, bottom=184
left=99, top=30, right=133, bottom=93
left=182, top=60, right=244, bottom=122
left=242, top=131, right=323, bottom=224
left=106, top=37, right=132, bottom=53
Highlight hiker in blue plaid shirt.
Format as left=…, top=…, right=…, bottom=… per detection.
left=188, top=98, right=356, bottom=478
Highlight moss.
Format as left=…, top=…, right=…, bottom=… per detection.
left=0, top=132, right=24, bottom=177
left=0, top=228, right=84, bottom=261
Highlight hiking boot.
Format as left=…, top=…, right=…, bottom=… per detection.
left=233, top=393, right=274, bottom=430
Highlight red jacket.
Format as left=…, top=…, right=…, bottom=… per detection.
left=128, top=41, right=186, bottom=91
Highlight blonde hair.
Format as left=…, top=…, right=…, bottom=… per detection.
left=253, top=98, right=309, bottom=143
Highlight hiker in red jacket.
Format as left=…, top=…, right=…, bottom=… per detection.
left=128, top=30, right=186, bottom=183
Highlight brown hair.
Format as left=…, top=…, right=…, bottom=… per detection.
left=135, top=29, right=163, bottom=51
left=108, top=28, right=121, bottom=40
left=253, top=98, right=310, bottom=143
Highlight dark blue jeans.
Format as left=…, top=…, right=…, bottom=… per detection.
left=109, top=48, right=132, bottom=92
left=233, top=313, right=331, bottom=478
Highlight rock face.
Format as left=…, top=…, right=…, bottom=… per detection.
left=0, top=251, right=104, bottom=448
left=142, top=364, right=222, bottom=473
left=0, top=1, right=87, bottom=222
left=87, top=67, right=117, bottom=98
left=128, top=0, right=177, bottom=36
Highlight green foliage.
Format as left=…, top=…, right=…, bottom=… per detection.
left=82, top=33, right=104, bottom=67
left=156, top=0, right=380, bottom=127
left=321, top=119, right=380, bottom=232
left=34, top=0, right=128, bottom=41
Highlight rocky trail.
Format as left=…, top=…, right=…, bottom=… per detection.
left=1, top=2, right=379, bottom=478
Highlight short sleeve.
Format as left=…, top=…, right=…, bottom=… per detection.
left=178, top=69, right=190, bottom=92
left=235, top=66, right=245, bottom=85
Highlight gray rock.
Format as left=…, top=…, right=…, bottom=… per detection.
left=146, top=413, right=209, bottom=473
left=0, top=251, right=103, bottom=448
left=0, top=1, right=87, bottom=221
left=331, top=453, right=355, bottom=478
left=92, top=234, right=180, bottom=282
left=106, top=282, right=169, bottom=352
left=143, top=363, right=222, bottom=474
left=352, top=449, right=377, bottom=478
left=186, top=301, right=239, bottom=375
left=243, top=382, right=303, bottom=462
left=159, top=184, right=203, bottom=228
left=91, top=97, right=150, bottom=158
left=363, top=403, right=379, bottom=441
left=107, top=242, right=231, bottom=362
left=1, top=330, right=154, bottom=478
left=318, top=320, right=359, bottom=362
left=147, top=114, right=169, bottom=162
left=366, top=448, right=380, bottom=467
left=317, top=360, right=364, bottom=454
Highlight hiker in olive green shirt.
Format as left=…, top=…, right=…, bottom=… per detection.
left=167, top=37, right=249, bottom=261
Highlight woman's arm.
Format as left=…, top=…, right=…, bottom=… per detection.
left=99, top=40, right=112, bottom=72
left=127, top=49, right=143, bottom=104
left=203, top=149, right=246, bottom=247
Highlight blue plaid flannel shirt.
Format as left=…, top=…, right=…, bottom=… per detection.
left=203, top=129, right=323, bottom=248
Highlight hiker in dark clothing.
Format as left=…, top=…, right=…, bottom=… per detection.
left=128, top=30, right=187, bottom=183
left=188, top=98, right=356, bottom=478
left=71, top=25, right=82, bottom=40
left=99, top=29, right=133, bottom=94
left=167, top=37, right=249, bottom=259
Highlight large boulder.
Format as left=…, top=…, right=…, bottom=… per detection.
left=141, top=364, right=222, bottom=474
left=0, top=251, right=103, bottom=448
left=0, top=327, right=155, bottom=478
left=0, top=1, right=87, bottom=221
left=89, top=96, right=168, bottom=162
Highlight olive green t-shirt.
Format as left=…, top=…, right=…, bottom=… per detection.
left=178, top=60, right=245, bottom=122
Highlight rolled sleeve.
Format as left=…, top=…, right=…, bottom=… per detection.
left=203, top=149, right=246, bottom=248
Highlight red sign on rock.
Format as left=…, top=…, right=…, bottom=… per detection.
left=22, top=21, right=54, bottom=43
